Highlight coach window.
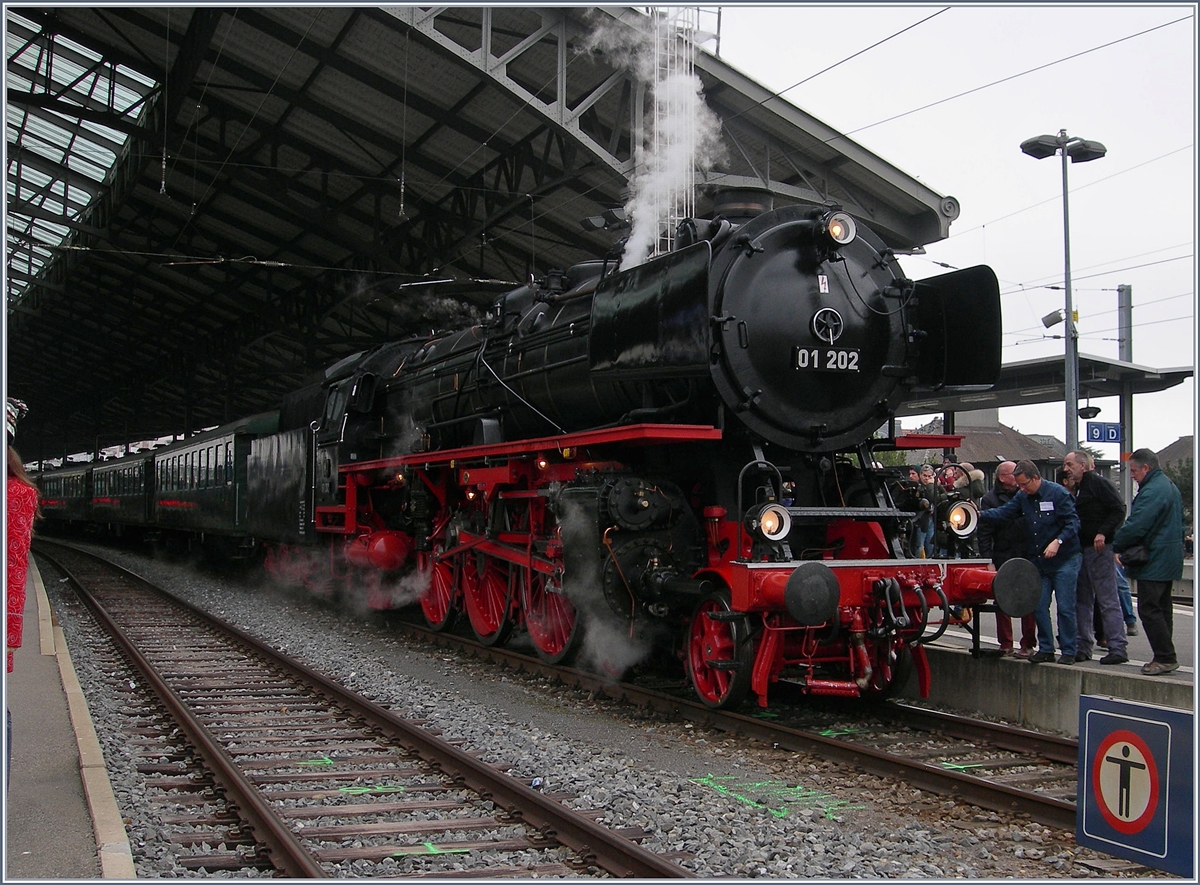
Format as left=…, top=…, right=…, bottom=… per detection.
left=225, top=442, right=233, bottom=484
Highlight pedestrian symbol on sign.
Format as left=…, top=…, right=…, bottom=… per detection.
left=1094, top=731, right=1159, bottom=834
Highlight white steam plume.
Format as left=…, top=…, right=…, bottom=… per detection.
left=583, top=10, right=725, bottom=271
left=553, top=491, right=655, bottom=680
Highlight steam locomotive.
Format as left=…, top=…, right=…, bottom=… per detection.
left=36, top=195, right=1040, bottom=709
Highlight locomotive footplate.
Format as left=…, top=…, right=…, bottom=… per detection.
left=341, top=423, right=724, bottom=475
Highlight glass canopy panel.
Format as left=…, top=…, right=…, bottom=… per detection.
left=5, top=11, right=158, bottom=308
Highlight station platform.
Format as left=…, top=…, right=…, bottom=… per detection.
left=908, top=600, right=1194, bottom=736
left=4, top=560, right=133, bottom=880
left=1, top=559, right=1193, bottom=880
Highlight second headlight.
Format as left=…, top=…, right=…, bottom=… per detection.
left=747, top=502, right=792, bottom=541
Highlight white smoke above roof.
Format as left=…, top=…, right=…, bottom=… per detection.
left=583, top=9, right=726, bottom=271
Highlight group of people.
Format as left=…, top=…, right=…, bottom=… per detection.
left=976, top=450, right=1185, bottom=676
left=905, top=456, right=987, bottom=559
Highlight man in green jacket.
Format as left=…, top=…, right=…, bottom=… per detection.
left=1112, top=448, right=1185, bottom=675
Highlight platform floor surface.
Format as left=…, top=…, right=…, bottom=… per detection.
left=4, top=566, right=101, bottom=880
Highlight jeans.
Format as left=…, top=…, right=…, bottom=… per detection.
left=1034, top=553, right=1082, bottom=657
left=910, top=520, right=936, bottom=558
left=1116, top=564, right=1136, bottom=625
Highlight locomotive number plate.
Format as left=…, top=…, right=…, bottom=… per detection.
left=794, top=347, right=860, bottom=372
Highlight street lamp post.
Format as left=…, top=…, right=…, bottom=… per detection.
left=1020, top=129, right=1107, bottom=454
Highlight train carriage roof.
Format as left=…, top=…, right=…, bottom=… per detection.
left=7, top=7, right=967, bottom=464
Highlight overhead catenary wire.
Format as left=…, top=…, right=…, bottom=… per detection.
left=168, top=9, right=323, bottom=255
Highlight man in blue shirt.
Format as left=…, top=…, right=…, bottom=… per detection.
left=978, top=460, right=1082, bottom=664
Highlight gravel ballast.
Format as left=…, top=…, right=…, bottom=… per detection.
left=42, top=542, right=1157, bottom=879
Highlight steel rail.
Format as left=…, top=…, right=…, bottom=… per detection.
left=41, top=548, right=328, bottom=878
left=877, top=702, right=1079, bottom=766
left=38, top=541, right=693, bottom=879
left=409, top=620, right=1080, bottom=830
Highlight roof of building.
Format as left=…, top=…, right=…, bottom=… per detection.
left=1157, top=435, right=1195, bottom=467
left=900, top=417, right=1064, bottom=469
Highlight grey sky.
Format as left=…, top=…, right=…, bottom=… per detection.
left=717, top=4, right=1196, bottom=454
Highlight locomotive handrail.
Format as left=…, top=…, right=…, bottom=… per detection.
left=735, top=457, right=791, bottom=561
left=785, top=505, right=916, bottom=519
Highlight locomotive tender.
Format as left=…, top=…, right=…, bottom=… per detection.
left=38, top=197, right=1039, bottom=708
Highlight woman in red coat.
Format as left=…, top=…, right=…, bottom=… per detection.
left=6, top=398, right=38, bottom=783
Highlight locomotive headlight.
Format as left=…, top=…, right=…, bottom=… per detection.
left=945, top=500, right=980, bottom=538
left=824, top=212, right=857, bottom=246
left=746, top=503, right=792, bottom=542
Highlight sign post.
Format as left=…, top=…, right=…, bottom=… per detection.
left=1085, top=421, right=1122, bottom=444
left=1078, top=695, right=1193, bottom=877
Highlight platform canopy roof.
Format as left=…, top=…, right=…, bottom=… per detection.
left=894, top=354, right=1193, bottom=418
left=8, top=7, right=968, bottom=462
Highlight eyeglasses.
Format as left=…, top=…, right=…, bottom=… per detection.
left=1015, top=477, right=1033, bottom=488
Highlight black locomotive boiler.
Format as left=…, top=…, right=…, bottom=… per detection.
left=253, top=197, right=1039, bottom=708
left=41, top=197, right=1041, bottom=709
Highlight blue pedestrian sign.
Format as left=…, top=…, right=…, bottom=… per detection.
left=1086, top=421, right=1122, bottom=443
left=1078, top=695, right=1193, bottom=877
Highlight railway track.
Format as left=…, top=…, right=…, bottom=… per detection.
left=36, top=540, right=693, bottom=878
left=391, top=613, right=1083, bottom=830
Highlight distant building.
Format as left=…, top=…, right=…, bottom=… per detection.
left=1027, top=435, right=1067, bottom=460
left=1157, top=435, right=1194, bottom=470
left=899, top=411, right=1064, bottom=486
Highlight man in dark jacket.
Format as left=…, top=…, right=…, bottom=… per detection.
left=1063, top=451, right=1127, bottom=665
left=978, top=461, right=1036, bottom=656
left=978, top=460, right=1082, bottom=664
left=1113, top=448, right=1185, bottom=675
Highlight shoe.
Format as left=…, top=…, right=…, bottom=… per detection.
left=1141, top=660, right=1179, bottom=676
left=1013, top=647, right=1035, bottom=660
left=1096, top=639, right=1108, bottom=649
left=1100, top=653, right=1129, bottom=665
left=1126, top=622, right=1139, bottom=636
left=1057, top=655, right=1075, bottom=665
left=1028, top=651, right=1055, bottom=664
left=1074, top=651, right=1092, bottom=662
left=1000, top=648, right=1014, bottom=657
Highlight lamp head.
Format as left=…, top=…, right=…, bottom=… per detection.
left=1041, top=309, right=1065, bottom=329
left=1078, top=405, right=1101, bottom=419
left=1066, top=140, right=1107, bottom=163
left=1020, top=134, right=1061, bottom=159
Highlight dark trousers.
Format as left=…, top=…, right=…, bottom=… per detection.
left=995, top=613, right=1037, bottom=650
left=1076, top=545, right=1127, bottom=657
left=1135, top=579, right=1177, bottom=664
